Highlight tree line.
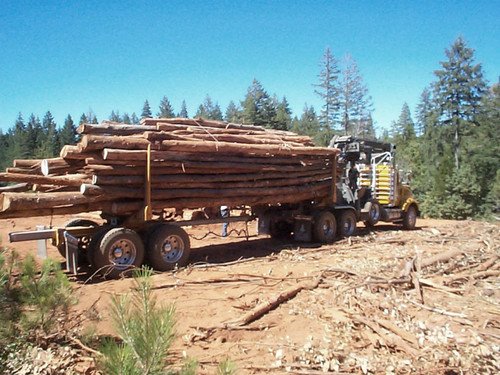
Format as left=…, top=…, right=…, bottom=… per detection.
left=0, top=37, right=498, bottom=219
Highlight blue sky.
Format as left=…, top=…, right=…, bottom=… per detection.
left=0, top=0, right=498, bottom=134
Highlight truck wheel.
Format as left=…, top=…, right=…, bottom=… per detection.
left=337, top=210, right=357, bottom=238
left=93, top=228, right=145, bottom=278
left=364, top=201, right=380, bottom=227
left=56, top=218, right=99, bottom=259
left=403, top=205, right=418, bottom=230
left=313, top=211, right=336, bottom=243
left=148, top=225, right=191, bottom=271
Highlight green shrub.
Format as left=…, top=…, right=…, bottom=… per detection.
left=0, top=249, right=76, bottom=372
left=98, top=266, right=187, bottom=375
left=19, top=254, right=76, bottom=333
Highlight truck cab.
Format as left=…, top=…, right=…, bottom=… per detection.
left=331, top=135, right=419, bottom=230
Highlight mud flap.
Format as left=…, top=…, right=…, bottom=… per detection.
left=294, top=219, right=312, bottom=242
left=257, top=215, right=271, bottom=236
left=64, top=231, right=79, bottom=274
left=36, top=225, right=48, bottom=259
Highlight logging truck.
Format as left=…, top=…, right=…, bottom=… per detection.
left=5, top=119, right=418, bottom=278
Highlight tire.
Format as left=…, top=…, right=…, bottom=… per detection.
left=337, top=210, right=357, bottom=238
left=56, top=218, right=99, bottom=259
left=403, top=205, right=418, bottom=230
left=147, top=225, right=191, bottom=271
left=364, top=201, right=381, bottom=227
left=313, top=211, right=337, bottom=243
left=93, top=228, right=145, bottom=278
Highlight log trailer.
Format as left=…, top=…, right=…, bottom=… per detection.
left=7, top=130, right=417, bottom=278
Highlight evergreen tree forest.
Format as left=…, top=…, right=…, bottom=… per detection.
left=0, top=38, right=498, bottom=219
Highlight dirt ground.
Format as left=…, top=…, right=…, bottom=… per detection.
left=1, top=214, right=499, bottom=374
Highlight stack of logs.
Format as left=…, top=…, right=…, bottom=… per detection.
left=0, top=118, right=339, bottom=219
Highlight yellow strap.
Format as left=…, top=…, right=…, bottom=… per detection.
left=144, top=144, right=152, bottom=221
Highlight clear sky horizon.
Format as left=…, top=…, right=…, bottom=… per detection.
left=0, top=0, right=498, bottom=135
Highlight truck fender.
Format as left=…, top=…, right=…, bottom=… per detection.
left=402, top=198, right=419, bottom=214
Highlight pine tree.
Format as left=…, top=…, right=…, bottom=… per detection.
left=25, top=114, right=42, bottom=159
left=340, top=54, right=372, bottom=136
left=415, top=87, right=437, bottom=136
left=273, top=96, right=292, bottom=131
left=225, top=101, right=241, bottom=123
left=240, top=79, right=276, bottom=127
left=80, top=113, right=88, bottom=125
left=131, top=113, right=140, bottom=124
left=109, top=110, right=121, bottom=122
left=141, top=100, right=152, bottom=119
left=0, top=130, right=6, bottom=172
left=195, top=95, right=223, bottom=121
left=392, top=103, right=416, bottom=144
left=178, top=100, right=188, bottom=118
left=8, top=112, right=30, bottom=164
left=357, top=113, right=376, bottom=139
left=314, top=47, right=341, bottom=132
left=432, top=36, right=487, bottom=169
left=122, top=113, right=132, bottom=124
left=411, top=37, right=490, bottom=219
left=81, top=110, right=98, bottom=124
left=290, top=104, right=320, bottom=140
left=157, top=96, right=175, bottom=118
left=35, top=111, right=59, bottom=158
left=462, top=81, right=500, bottom=216
left=211, top=103, right=223, bottom=121
left=391, top=103, right=417, bottom=170
left=59, top=114, right=78, bottom=146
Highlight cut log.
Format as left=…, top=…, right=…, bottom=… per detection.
left=5, top=167, right=43, bottom=175
left=0, top=191, right=107, bottom=212
left=108, top=185, right=331, bottom=215
left=78, top=122, right=157, bottom=135
left=145, top=131, right=308, bottom=147
left=157, top=138, right=337, bottom=156
left=421, top=249, right=465, bottom=268
left=79, top=134, right=153, bottom=151
left=80, top=134, right=337, bottom=156
left=41, top=158, right=84, bottom=176
left=0, top=183, right=31, bottom=192
left=0, top=202, right=108, bottom=219
left=86, top=180, right=331, bottom=201
left=142, top=117, right=266, bottom=132
left=60, top=145, right=100, bottom=160
left=0, top=173, right=90, bottom=187
left=227, top=277, right=322, bottom=327
left=102, top=148, right=331, bottom=165
left=12, top=159, right=43, bottom=168
left=92, top=169, right=332, bottom=186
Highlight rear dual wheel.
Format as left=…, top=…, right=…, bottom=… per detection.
left=91, top=228, right=145, bottom=278
left=364, top=200, right=381, bottom=227
left=147, top=225, right=191, bottom=271
left=87, top=225, right=192, bottom=278
left=313, top=211, right=336, bottom=243
left=337, top=210, right=357, bottom=238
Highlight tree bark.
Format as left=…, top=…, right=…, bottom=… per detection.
left=0, top=173, right=90, bottom=186
left=1, top=191, right=107, bottom=212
